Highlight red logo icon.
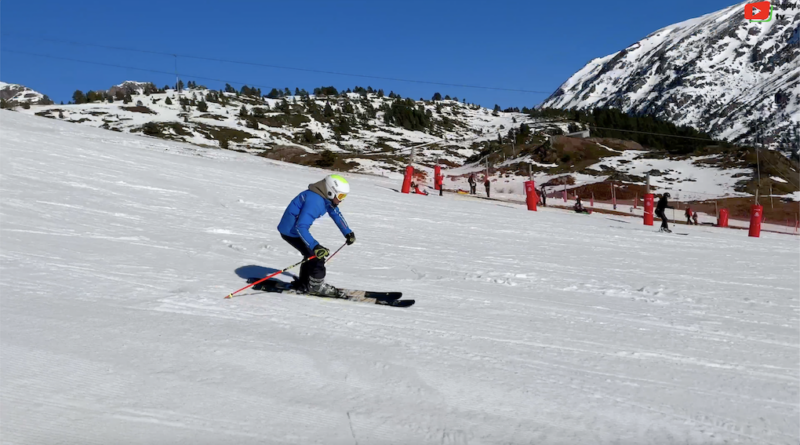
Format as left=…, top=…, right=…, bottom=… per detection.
left=744, top=1, right=771, bottom=20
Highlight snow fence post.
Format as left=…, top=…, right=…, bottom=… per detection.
left=401, top=166, right=413, bottom=194
left=718, top=209, right=729, bottom=228
left=748, top=205, right=763, bottom=238
left=524, top=180, right=537, bottom=211
left=434, top=165, right=442, bottom=190
left=643, top=193, right=654, bottom=226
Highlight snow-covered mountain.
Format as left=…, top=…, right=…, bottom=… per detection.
left=0, top=81, right=53, bottom=106
left=542, top=1, right=800, bottom=153
left=8, top=80, right=799, bottom=201
left=14, top=81, right=569, bottom=173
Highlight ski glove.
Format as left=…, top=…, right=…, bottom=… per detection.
left=345, top=232, right=356, bottom=245
left=313, top=245, right=330, bottom=260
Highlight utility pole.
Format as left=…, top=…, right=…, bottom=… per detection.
left=755, top=132, right=762, bottom=205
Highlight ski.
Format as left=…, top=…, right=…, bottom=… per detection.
left=245, top=278, right=413, bottom=307
left=655, top=231, right=689, bottom=236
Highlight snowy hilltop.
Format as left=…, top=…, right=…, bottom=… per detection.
left=5, top=79, right=799, bottom=202
left=0, top=81, right=53, bottom=107
left=541, top=1, right=800, bottom=155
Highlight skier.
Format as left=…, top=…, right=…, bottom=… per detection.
left=574, top=197, right=589, bottom=214
left=468, top=173, right=477, bottom=195
left=540, top=186, right=547, bottom=207
left=655, top=192, right=673, bottom=232
left=692, top=211, right=699, bottom=226
left=277, top=174, right=356, bottom=296
left=484, top=177, right=491, bottom=198
left=685, top=207, right=694, bottom=225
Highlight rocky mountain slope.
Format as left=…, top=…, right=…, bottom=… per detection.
left=542, top=1, right=800, bottom=154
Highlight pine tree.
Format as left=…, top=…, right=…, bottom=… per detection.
left=124, top=92, right=133, bottom=104
left=58, top=111, right=64, bottom=119
left=444, top=95, right=451, bottom=100
left=432, top=92, right=442, bottom=101
left=239, top=105, right=248, bottom=118
left=197, top=101, right=208, bottom=112
left=72, top=90, right=86, bottom=104
left=165, top=96, right=173, bottom=105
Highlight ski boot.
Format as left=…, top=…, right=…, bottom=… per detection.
left=308, top=277, right=345, bottom=298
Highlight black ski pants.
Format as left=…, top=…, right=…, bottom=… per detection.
left=656, top=209, right=669, bottom=230
left=281, top=234, right=325, bottom=286
left=469, top=183, right=476, bottom=194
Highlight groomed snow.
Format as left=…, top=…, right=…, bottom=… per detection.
left=1, top=112, right=798, bottom=444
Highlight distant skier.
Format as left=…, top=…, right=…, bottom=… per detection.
left=484, top=177, right=491, bottom=198
left=277, top=174, right=356, bottom=296
left=574, top=197, right=589, bottom=214
left=685, top=207, right=694, bottom=225
left=468, top=173, right=477, bottom=195
left=540, top=186, right=547, bottom=206
left=692, top=211, right=699, bottom=226
left=655, top=192, right=674, bottom=232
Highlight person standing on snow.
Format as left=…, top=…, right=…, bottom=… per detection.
left=468, top=173, right=477, bottom=195
left=277, top=174, right=356, bottom=296
left=684, top=207, right=694, bottom=225
left=484, top=177, right=491, bottom=198
left=692, top=211, right=699, bottom=226
left=655, top=192, right=674, bottom=232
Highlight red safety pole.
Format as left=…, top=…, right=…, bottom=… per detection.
left=224, top=255, right=316, bottom=299
left=718, top=208, right=729, bottom=228
left=590, top=192, right=594, bottom=208
left=524, top=180, right=538, bottom=211
left=643, top=193, right=654, bottom=226
left=434, top=165, right=442, bottom=190
left=401, top=165, right=413, bottom=194
left=748, top=205, right=763, bottom=237
left=634, top=192, right=638, bottom=209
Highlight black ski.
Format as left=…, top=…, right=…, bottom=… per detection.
left=246, top=278, right=412, bottom=307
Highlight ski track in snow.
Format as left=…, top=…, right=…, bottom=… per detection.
left=1, top=112, right=798, bottom=444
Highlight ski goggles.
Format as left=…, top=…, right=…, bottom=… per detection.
left=335, top=192, right=347, bottom=201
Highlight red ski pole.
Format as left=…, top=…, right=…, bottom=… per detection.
left=224, top=256, right=316, bottom=299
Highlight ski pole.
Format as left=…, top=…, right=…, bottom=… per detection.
left=224, top=256, right=316, bottom=299
left=325, top=242, right=348, bottom=266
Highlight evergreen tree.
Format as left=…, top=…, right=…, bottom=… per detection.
left=197, top=101, right=208, bottom=112
left=267, top=88, right=281, bottom=99
left=225, top=83, right=236, bottom=93
left=323, top=102, right=335, bottom=118
left=432, top=92, right=442, bottom=101
left=165, top=96, right=173, bottom=105
left=58, top=111, right=64, bottom=119
left=377, top=89, right=384, bottom=98
left=124, top=92, right=133, bottom=104
left=444, top=95, right=451, bottom=100
left=239, top=105, right=248, bottom=118
left=283, top=87, right=291, bottom=97
left=72, top=90, right=86, bottom=104
left=176, top=79, right=184, bottom=91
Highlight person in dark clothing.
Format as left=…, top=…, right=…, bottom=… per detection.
left=540, top=186, right=547, bottom=206
left=692, top=211, right=699, bottom=226
left=484, top=178, right=490, bottom=198
left=468, top=173, right=477, bottom=195
left=655, top=192, right=673, bottom=232
left=574, top=197, right=589, bottom=214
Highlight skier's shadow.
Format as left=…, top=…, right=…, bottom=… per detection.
left=234, top=265, right=298, bottom=281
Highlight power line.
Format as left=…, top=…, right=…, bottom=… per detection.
left=587, top=125, right=716, bottom=142
left=2, top=34, right=555, bottom=94
left=2, top=49, right=281, bottom=91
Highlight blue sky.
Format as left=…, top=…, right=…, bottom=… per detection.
left=1, top=0, right=738, bottom=108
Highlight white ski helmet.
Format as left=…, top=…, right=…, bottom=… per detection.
left=323, top=174, right=350, bottom=201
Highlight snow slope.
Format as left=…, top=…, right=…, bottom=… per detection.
left=1, top=111, right=798, bottom=444
left=542, top=1, right=800, bottom=153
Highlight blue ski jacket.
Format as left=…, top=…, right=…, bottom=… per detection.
left=277, top=189, right=352, bottom=249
